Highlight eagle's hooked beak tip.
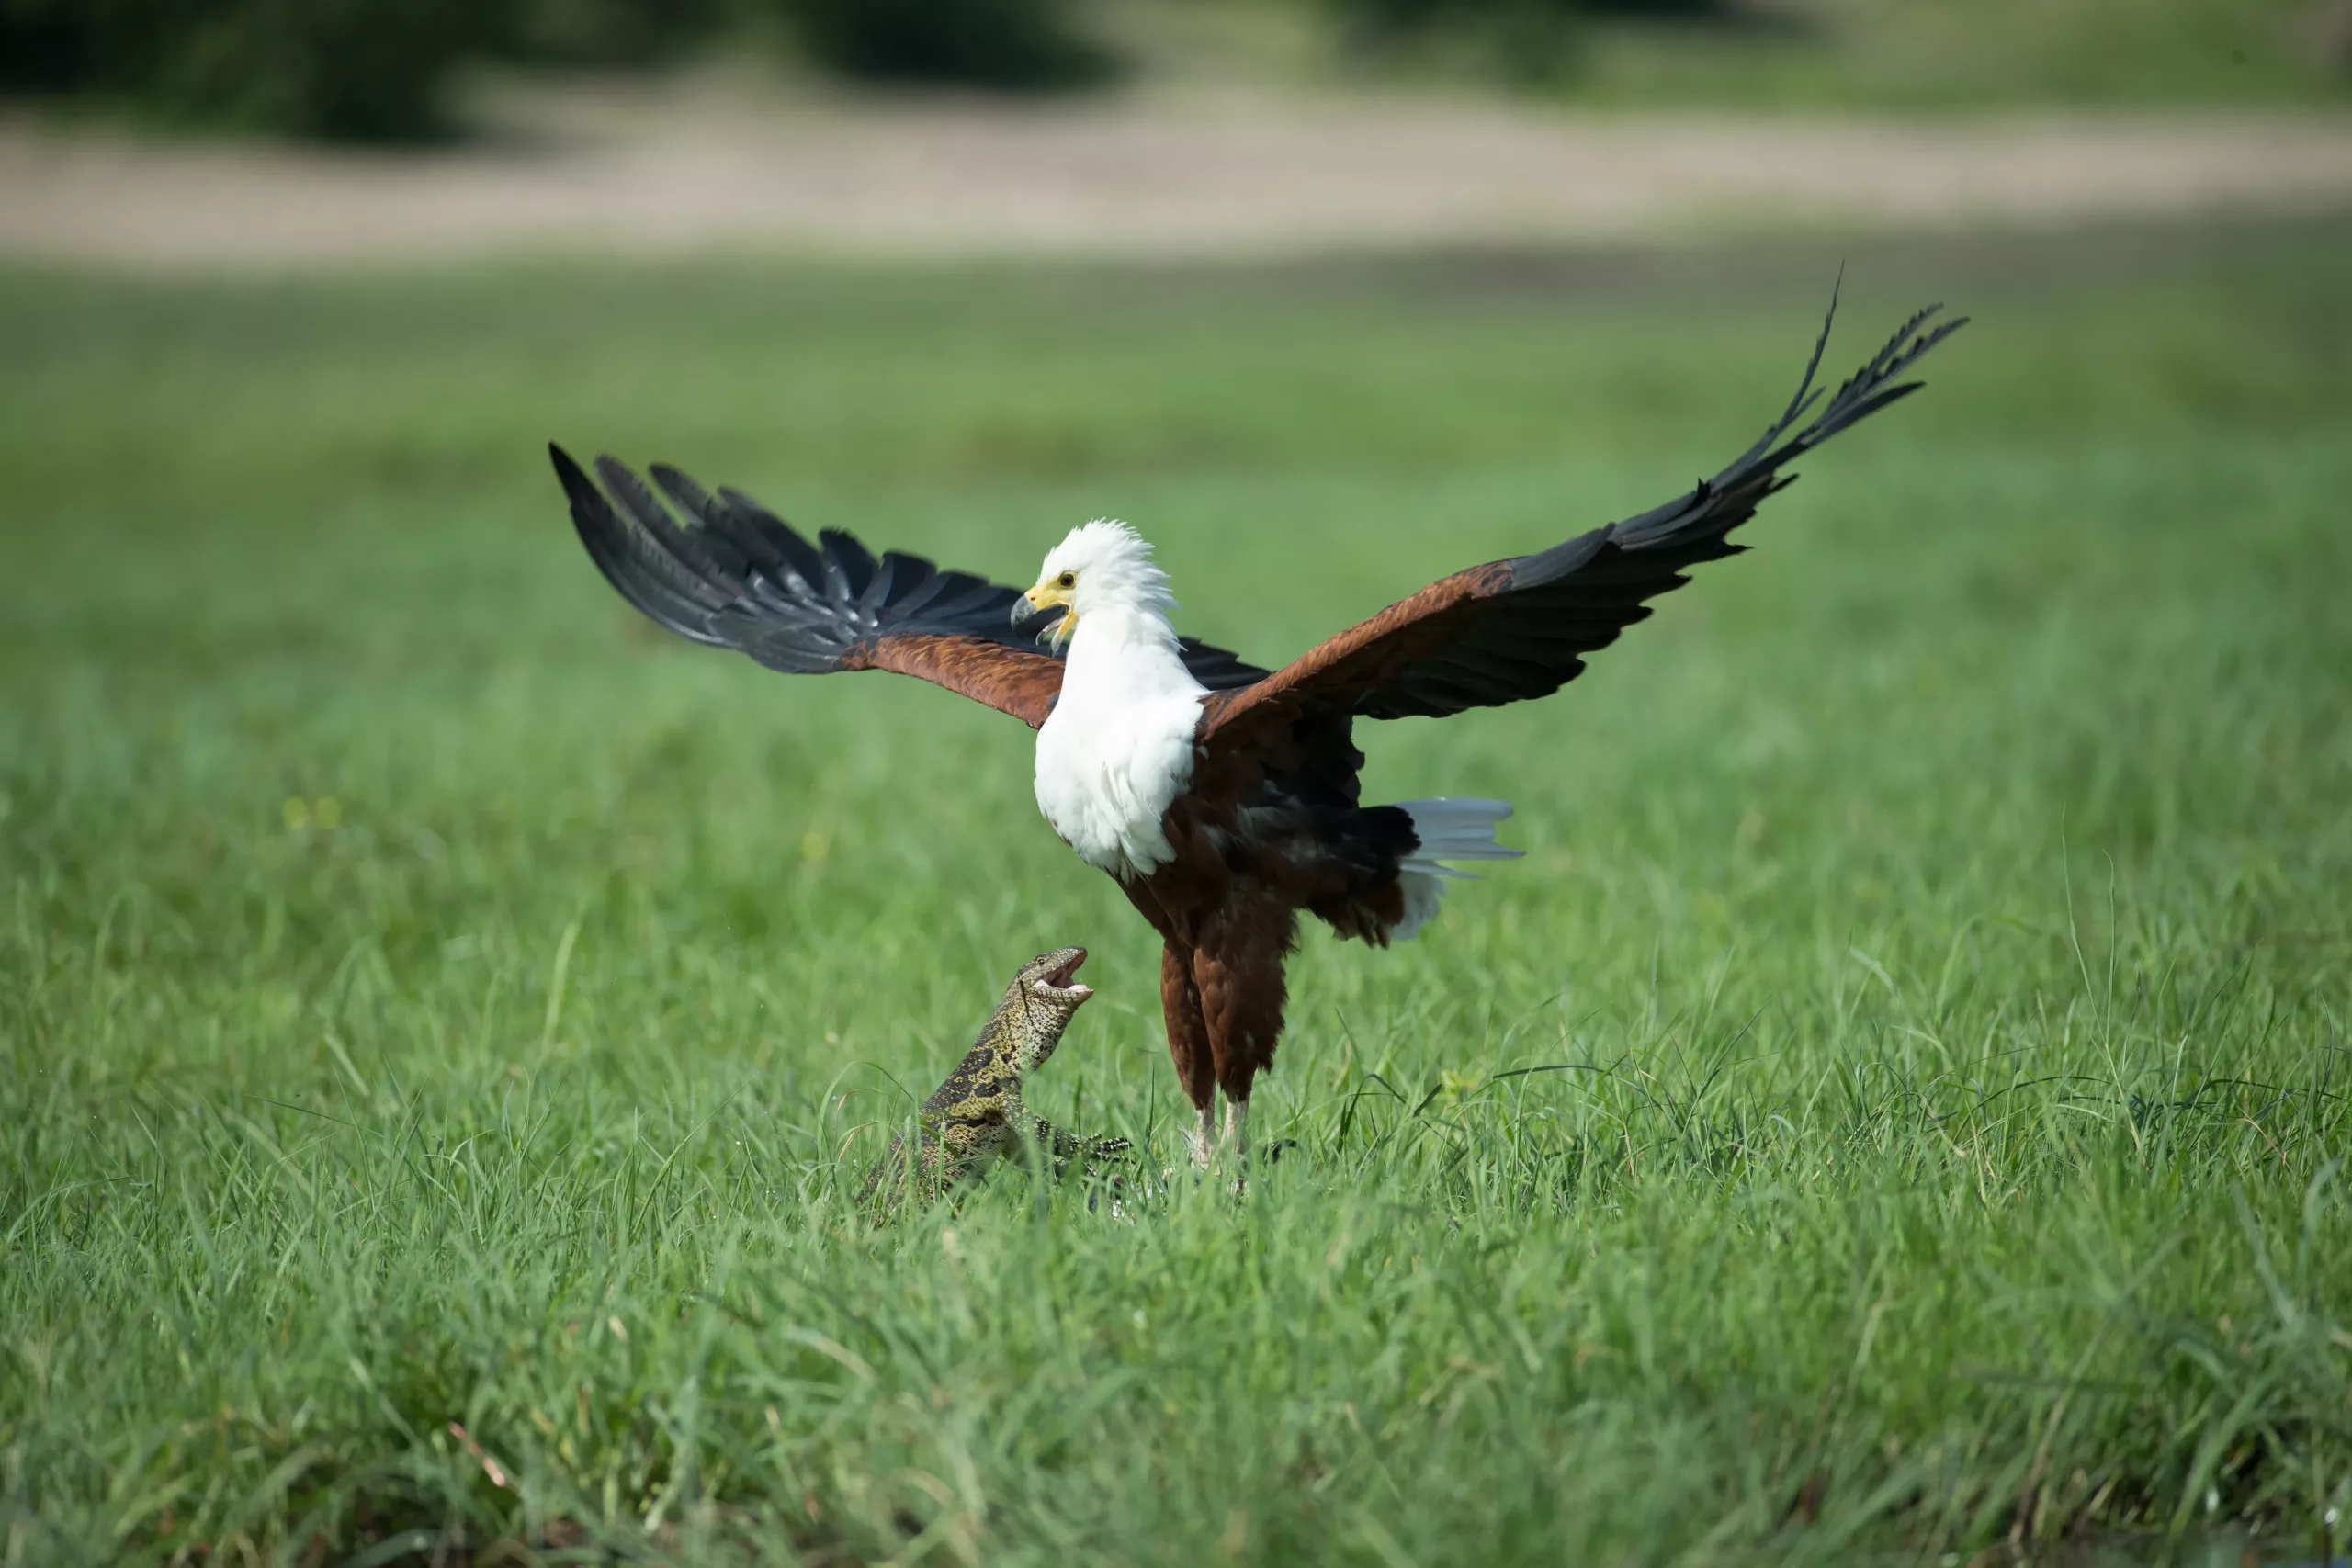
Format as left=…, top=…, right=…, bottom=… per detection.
left=1018, top=584, right=1076, bottom=648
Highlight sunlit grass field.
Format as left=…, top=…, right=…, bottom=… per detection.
left=3, top=223, right=2349, bottom=1565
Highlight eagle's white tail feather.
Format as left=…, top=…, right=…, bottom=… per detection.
left=1388, top=797, right=1521, bottom=941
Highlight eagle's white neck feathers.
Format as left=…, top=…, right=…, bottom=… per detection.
left=1030, top=521, right=1206, bottom=878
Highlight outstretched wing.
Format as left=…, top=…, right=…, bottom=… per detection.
left=1200, top=297, right=1966, bottom=747
left=553, top=447, right=1269, bottom=728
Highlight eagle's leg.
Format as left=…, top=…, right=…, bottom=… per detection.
left=1192, top=899, right=1296, bottom=1183
left=1159, top=943, right=1219, bottom=1171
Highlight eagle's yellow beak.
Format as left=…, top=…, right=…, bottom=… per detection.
left=1020, top=581, right=1077, bottom=651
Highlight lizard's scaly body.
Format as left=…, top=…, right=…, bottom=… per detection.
left=862, top=947, right=1128, bottom=1210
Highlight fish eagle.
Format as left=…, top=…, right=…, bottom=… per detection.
left=550, top=299, right=1962, bottom=1171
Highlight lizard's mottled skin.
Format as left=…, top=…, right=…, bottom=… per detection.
left=861, top=947, right=1129, bottom=1210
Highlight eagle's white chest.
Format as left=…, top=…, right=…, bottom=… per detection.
left=1033, top=619, right=1207, bottom=879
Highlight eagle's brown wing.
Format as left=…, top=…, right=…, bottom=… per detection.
left=1200, top=299, right=1965, bottom=747
left=553, top=447, right=1268, bottom=728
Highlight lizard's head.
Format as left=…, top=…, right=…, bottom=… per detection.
left=1004, top=946, right=1092, bottom=1071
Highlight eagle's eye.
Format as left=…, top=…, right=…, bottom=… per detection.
left=1057, top=571, right=1075, bottom=590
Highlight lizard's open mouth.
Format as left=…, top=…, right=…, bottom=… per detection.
left=1039, top=948, right=1092, bottom=1001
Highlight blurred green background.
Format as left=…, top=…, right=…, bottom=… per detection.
left=2, top=0, right=2346, bottom=139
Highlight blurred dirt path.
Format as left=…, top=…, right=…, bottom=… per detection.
left=5, top=86, right=2350, bottom=268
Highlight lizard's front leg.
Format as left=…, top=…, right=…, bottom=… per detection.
left=1028, top=1117, right=1132, bottom=1180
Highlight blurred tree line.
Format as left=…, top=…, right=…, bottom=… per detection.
left=1328, top=0, right=1723, bottom=85
left=0, top=0, right=1745, bottom=141
left=0, top=0, right=1113, bottom=140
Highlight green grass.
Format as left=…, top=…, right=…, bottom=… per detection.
left=3, top=223, right=2350, bottom=1565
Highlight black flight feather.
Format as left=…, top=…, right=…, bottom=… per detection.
left=1355, top=294, right=1966, bottom=721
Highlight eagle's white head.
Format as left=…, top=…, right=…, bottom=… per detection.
left=1015, top=520, right=1175, bottom=652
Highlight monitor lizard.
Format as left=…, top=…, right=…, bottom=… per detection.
left=860, top=946, right=1130, bottom=1211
